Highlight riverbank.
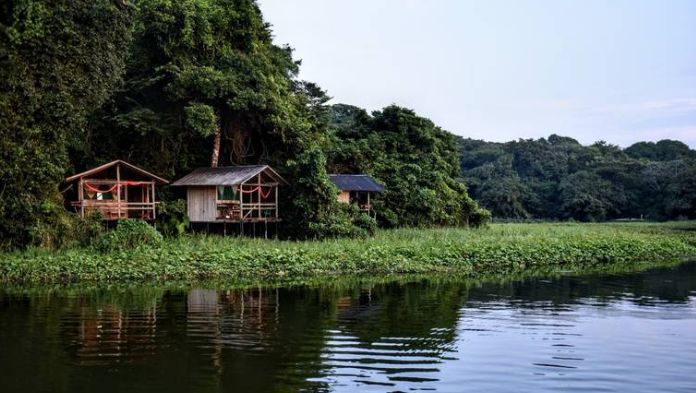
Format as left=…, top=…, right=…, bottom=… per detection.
left=1, top=222, right=695, bottom=284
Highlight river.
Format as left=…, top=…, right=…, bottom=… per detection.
left=1, top=262, right=695, bottom=392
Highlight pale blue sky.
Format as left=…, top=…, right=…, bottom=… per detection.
left=258, top=0, right=696, bottom=147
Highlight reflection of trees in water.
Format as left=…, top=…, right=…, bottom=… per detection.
left=333, top=281, right=464, bottom=346
left=0, top=288, right=165, bottom=392
left=44, top=288, right=162, bottom=366
left=308, top=280, right=469, bottom=390
left=0, top=262, right=694, bottom=392
left=465, top=261, right=696, bottom=307
left=185, top=286, right=338, bottom=392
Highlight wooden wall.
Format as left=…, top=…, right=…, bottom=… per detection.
left=187, top=187, right=217, bottom=222
left=337, top=191, right=350, bottom=203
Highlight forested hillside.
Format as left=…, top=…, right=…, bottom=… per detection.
left=0, top=0, right=485, bottom=249
left=327, top=104, right=489, bottom=227
left=459, top=136, right=696, bottom=221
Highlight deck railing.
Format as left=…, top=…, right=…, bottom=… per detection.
left=242, top=202, right=278, bottom=220
left=71, top=200, right=157, bottom=220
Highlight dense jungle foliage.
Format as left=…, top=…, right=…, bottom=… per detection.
left=0, top=0, right=487, bottom=250
left=460, top=136, right=696, bottom=221
left=327, top=104, right=490, bottom=227
left=0, top=0, right=133, bottom=249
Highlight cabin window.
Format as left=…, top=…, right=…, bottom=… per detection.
left=217, top=186, right=238, bottom=201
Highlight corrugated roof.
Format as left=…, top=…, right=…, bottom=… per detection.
left=65, top=160, right=169, bottom=184
left=329, top=174, right=384, bottom=192
left=171, top=165, right=288, bottom=186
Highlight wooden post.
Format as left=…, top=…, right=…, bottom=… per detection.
left=141, top=184, right=146, bottom=219
left=367, top=192, right=370, bottom=216
left=239, top=183, right=244, bottom=233
left=152, top=182, right=156, bottom=220
left=275, top=186, right=278, bottom=219
left=124, top=181, right=129, bottom=219
left=257, top=173, right=261, bottom=219
left=78, top=178, right=84, bottom=218
left=116, top=163, right=121, bottom=219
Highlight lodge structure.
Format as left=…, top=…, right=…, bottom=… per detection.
left=171, top=165, right=287, bottom=226
left=65, top=160, right=169, bottom=220
left=329, top=174, right=384, bottom=216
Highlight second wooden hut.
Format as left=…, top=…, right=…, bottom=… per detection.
left=171, top=165, right=287, bottom=225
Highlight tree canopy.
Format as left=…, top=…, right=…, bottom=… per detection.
left=460, top=135, right=696, bottom=221
left=0, top=0, right=133, bottom=249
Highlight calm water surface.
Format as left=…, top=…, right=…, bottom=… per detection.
left=2, top=262, right=696, bottom=393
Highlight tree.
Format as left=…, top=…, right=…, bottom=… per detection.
left=0, top=0, right=133, bottom=249
left=625, top=140, right=695, bottom=161
left=557, top=171, right=626, bottom=221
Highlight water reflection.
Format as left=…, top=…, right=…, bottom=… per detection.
left=1, top=262, right=695, bottom=393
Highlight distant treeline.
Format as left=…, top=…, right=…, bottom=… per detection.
left=459, top=135, right=696, bottom=221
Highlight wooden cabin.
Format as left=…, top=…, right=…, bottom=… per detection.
left=171, top=165, right=287, bottom=224
left=65, top=160, right=169, bottom=220
left=329, top=174, right=384, bottom=216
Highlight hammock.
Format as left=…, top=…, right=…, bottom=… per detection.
left=240, top=186, right=273, bottom=199
left=83, top=181, right=151, bottom=194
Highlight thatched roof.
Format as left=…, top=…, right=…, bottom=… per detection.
left=171, top=165, right=288, bottom=186
left=329, top=174, right=384, bottom=192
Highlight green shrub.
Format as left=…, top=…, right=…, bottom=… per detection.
left=353, top=213, right=377, bottom=236
left=28, top=201, right=105, bottom=250
left=93, top=219, right=162, bottom=252
left=156, top=199, right=189, bottom=237
left=75, top=211, right=106, bottom=246
left=467, top=206, right=492, bottom=228
left=307, top=214, right=368, bottom=239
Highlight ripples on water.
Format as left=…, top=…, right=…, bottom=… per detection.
left=1, top=262, right=696, bottom=393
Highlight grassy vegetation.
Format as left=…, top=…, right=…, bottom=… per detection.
left=1, top=222, right=695, bottom=285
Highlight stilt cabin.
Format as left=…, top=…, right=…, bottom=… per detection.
left=329, top=174, right=384, bottom=216
left=65, top=160, right=169, bottom=220
left=171, top=165, right=287, bottom=224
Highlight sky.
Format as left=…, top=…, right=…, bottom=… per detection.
left=257, top=0, right=696, bottom=148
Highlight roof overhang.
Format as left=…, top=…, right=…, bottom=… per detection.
left=171, top=165, right=289, bottom=187
left=65, top=160, right=169, bottom=184
left=328, top=174, right=385, bottom=193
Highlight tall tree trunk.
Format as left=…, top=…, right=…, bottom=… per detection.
left=210, top=121, right=221, bottom=168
